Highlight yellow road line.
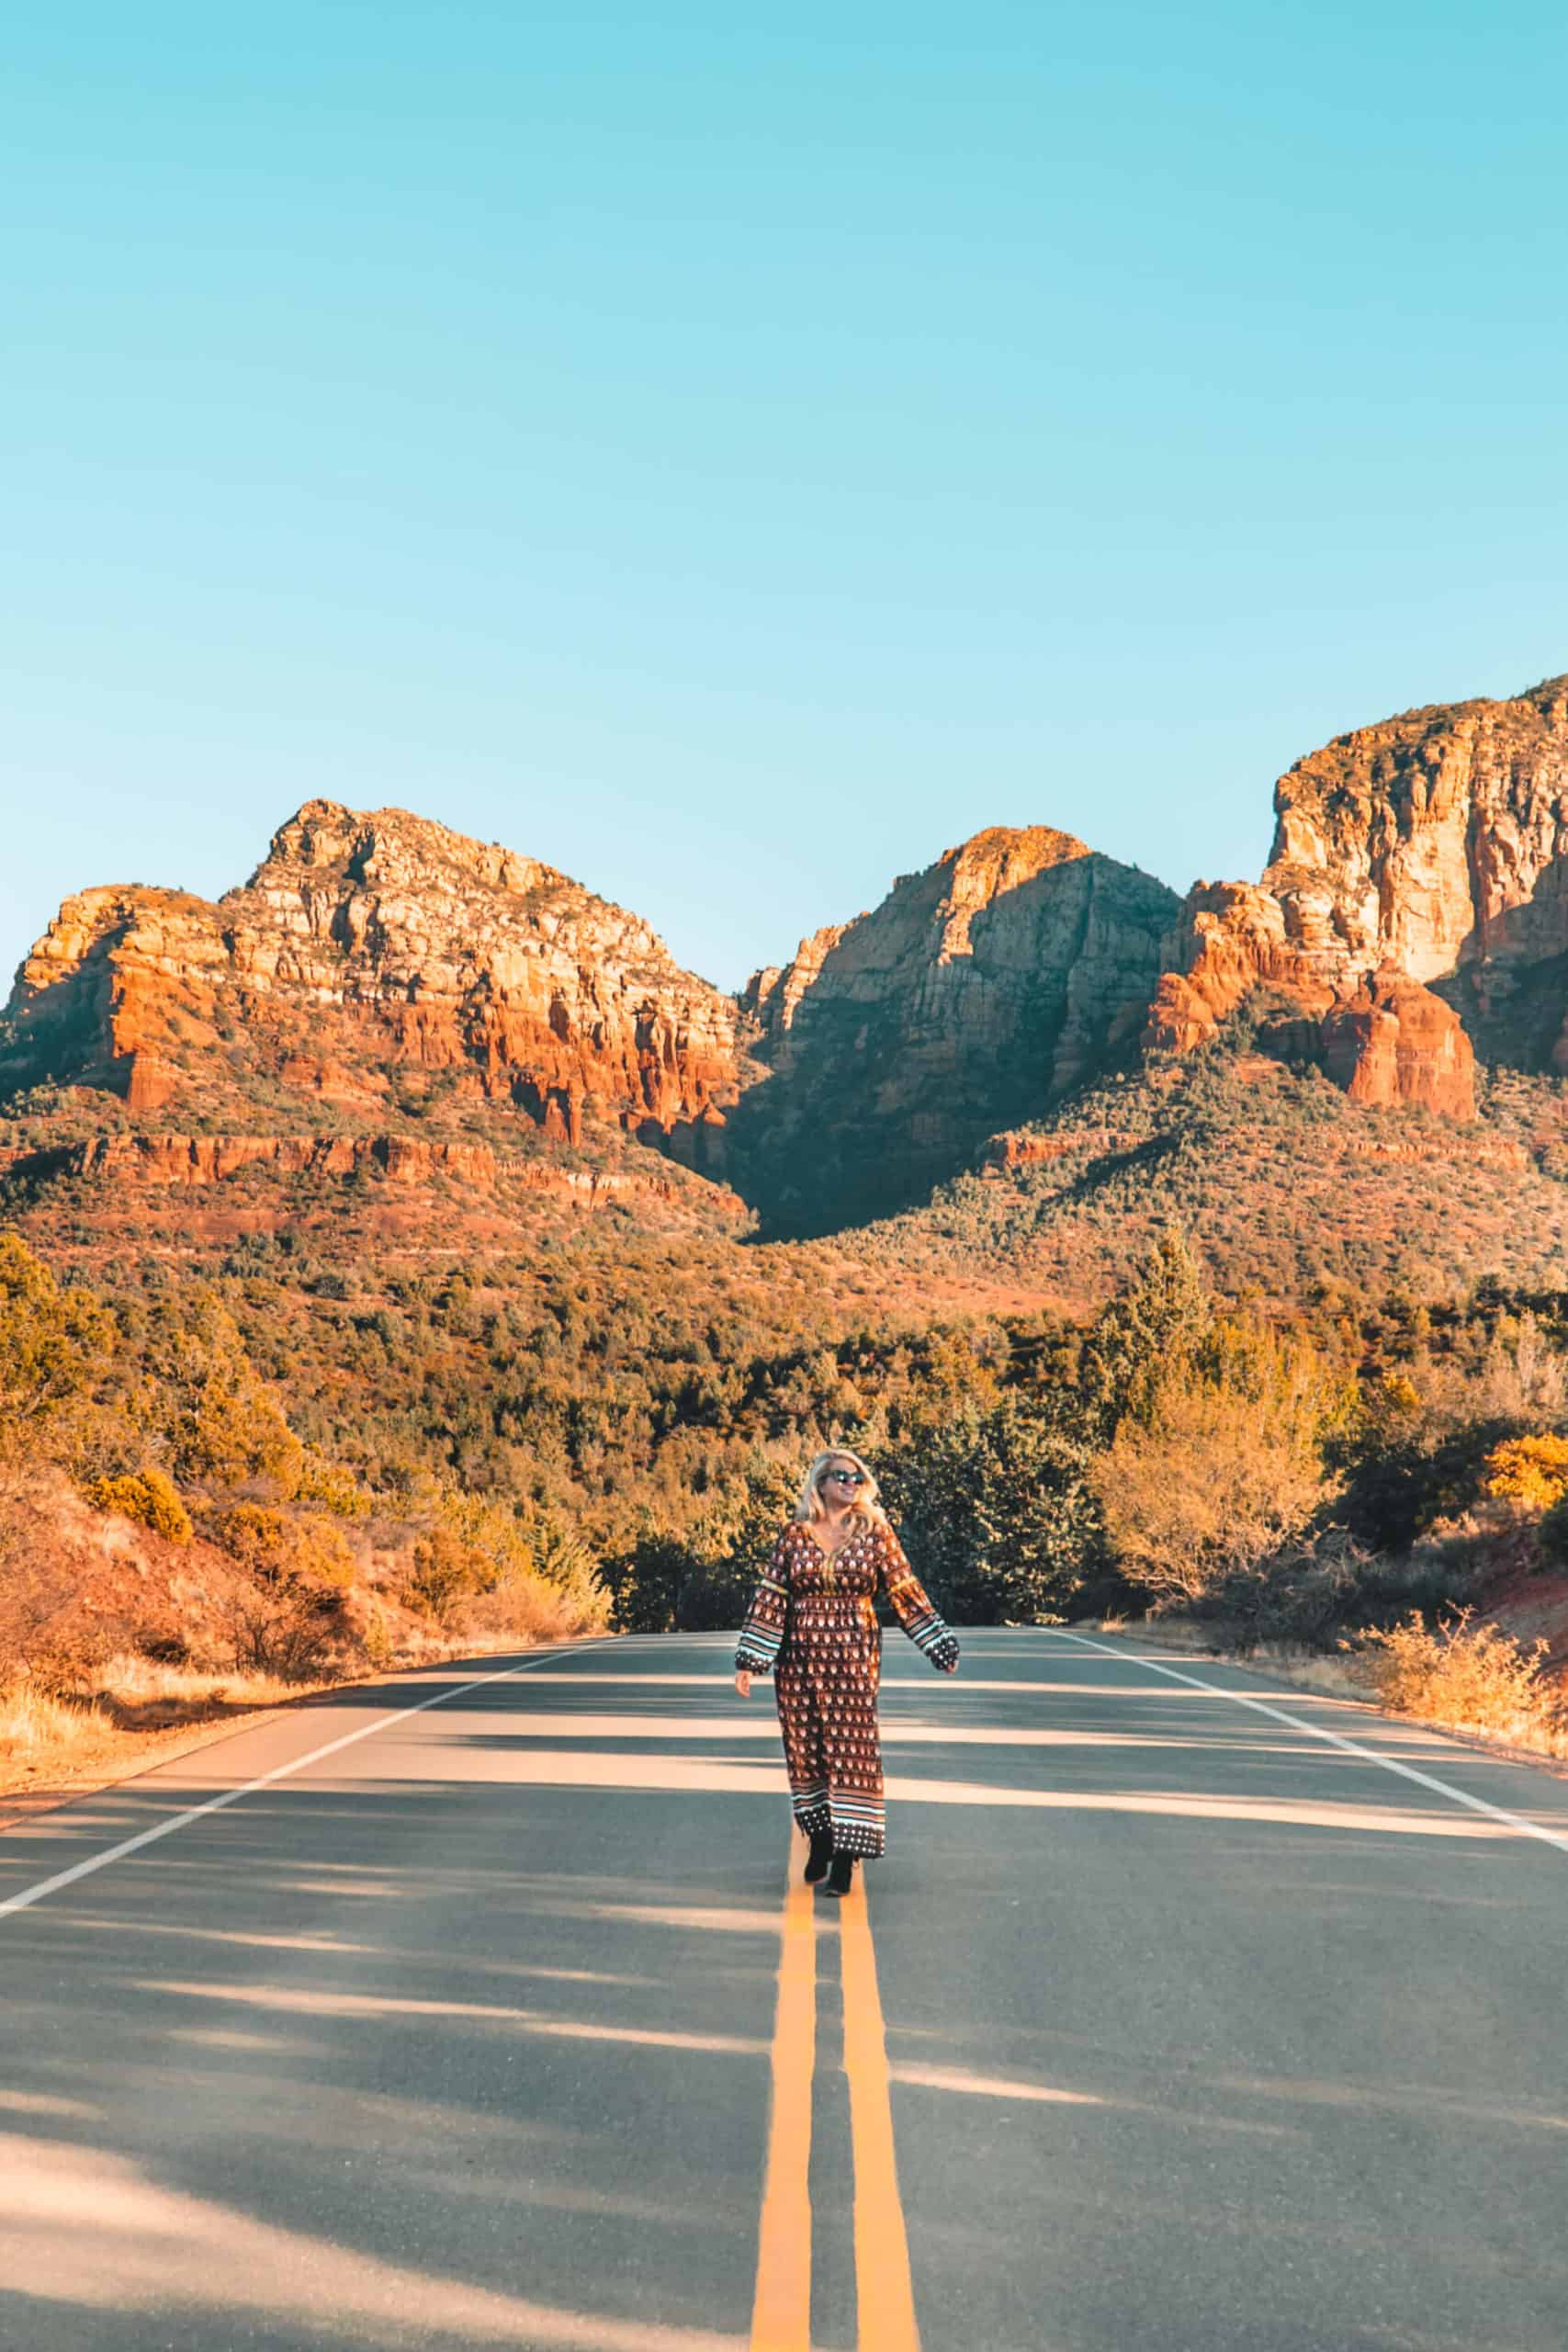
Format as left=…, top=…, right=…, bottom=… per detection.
left=839, top=1872, right=921, bottom=2352
left=750, top=1829, right=818, bottom=2352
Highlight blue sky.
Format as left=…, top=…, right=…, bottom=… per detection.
left=4, top=3, right=1565, bottom=995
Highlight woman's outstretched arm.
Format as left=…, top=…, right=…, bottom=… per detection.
left=735, top=1530, right=790, bottom=1680
left=875, top=1523, right=959, bottom=1672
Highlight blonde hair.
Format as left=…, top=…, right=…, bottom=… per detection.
left=794, top=1446, right=888, bottom=1531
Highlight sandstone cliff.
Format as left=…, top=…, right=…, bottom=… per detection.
left=3, top=801, right=747, bottom=1146
left=728, top=827, right=1180, bottom=1229
left=10, top=676, right=1568, bottom=1257
left=1145, top=676, right=1568, bottom=1115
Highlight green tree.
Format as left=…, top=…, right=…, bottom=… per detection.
left=879, top=1391, right=1100, bottom=1623
left=136, top=1290, right=304, bottom=1491
left=675, top=1455, right=797, bottom=1631
left=0, top=1230, right=114, bottom=1430
left=1079, top=1227, right=1213, bottom=1438
left=602, top=1523, right=697, bottom=1633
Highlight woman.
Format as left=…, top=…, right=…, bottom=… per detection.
left=733, top=1447, right=959, bottom=1896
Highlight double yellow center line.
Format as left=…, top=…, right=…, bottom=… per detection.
left=750, top=1829, right=920, bottom=2352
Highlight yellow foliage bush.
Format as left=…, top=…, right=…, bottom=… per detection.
left=84, top=1468, right=193, bottom=1544
left=1483, top=1433, right=1568, bottom=1512
left=294, top=1450, right=372, bottom=1520
left=1362, top=1608, right=1567, bottom=1744
left=403, top=1528, right=492, bottom=1622
left=1092, top=1322, right=1340, bottom=1604
left=211, top=1503, right=355, bottom=1591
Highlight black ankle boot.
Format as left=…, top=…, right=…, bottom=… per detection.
left=826, top=1851, right=855, bottom=1896
left=804, top=1829, right=832, bottom=1884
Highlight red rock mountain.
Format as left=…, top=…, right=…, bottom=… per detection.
left=6, top=673, right=1568, bottom=1247
left=3, top=801, right=745, bottom=1148
left=1146, top=675, right=1568, bottom=1117
left=729, top=827, right=1179, bottom=1227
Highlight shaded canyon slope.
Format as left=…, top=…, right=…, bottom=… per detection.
left=726, top=827, right=1180, bottom=1232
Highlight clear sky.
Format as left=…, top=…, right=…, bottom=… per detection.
left=4, top=3, right=1565, bottom=996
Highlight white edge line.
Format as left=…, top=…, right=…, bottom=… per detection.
left=0, top=1636, right=618, bottom=1925
left=1045, top=1630, right=1568, bottom=1860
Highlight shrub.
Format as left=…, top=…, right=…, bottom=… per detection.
left=878, top=1391, right=1100, bottom=1622
left=1483, top=1433, right=1568, bottom=1512
left=223, top=1585, right=341, bottom=1680
left=295, top=1450, right=372, bottom=1520
left=84, top=1468, right=194, bottom=1544
left=458, top=1573, right=600, bottom=1645
left=0, top=1230, right=114, bottom=1429
left=1539, top=1493, right=1568, bottom=1565
left=403, top=1527, right=491, bottom=1623
left=674, top=1555, right=756, bottom=1631
left=1091, top=1324, right=1338, bottom=1607
left=1335, top=1416, right=1520, bottom=1554
left=1361, top=1608, right=1567, bottom=1744
left=211, top=1503, right=355, bottom=1591
left=1196, top=1526, right=1371, bottom=1649
left=603, top=1529, right=695, bottom=1633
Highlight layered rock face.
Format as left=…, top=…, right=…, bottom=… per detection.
left=1146, top=677, right=1568, bottom=1115
left=0, top=1131, right=746, bottom=1218
left=10, top=674, right=1568, bottom=1251
left=728, top=827, right=1179, bottom=1228
left=1268, top=675, right=1568, bottom=984
left=4, top=801, right=746, bottom=1145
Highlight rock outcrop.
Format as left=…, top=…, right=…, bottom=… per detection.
left=1, top=1131, right=747, bottom=1218
left=728, top=827, right=1180, bottom=1228
left=1145, top=676, right=1568, bottom=1115
left=1268, top=675, right=1568, bottom=986
left=10, top=675, right=1568, bottom=1252
left=4, top=802, right=746, bottom=1144
left=1319, top=966, right=1475, bottom=1116
left=978, top=1125, right=1140, bottom=1173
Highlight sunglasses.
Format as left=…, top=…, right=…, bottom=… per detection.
left=823, top=1467, right=865, bottom=1487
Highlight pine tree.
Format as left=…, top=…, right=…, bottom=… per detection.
left=1079, top=1226, right=1213, bottom=1438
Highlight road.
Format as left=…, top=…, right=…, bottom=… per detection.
left=4, top=1628, right=1568, bottom=2352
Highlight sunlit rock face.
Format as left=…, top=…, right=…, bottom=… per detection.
left=8, top=675, right=1568, bottom=1246
left=1145, top=677, right=1568, bottom=1116
left=729, top=826, right=1180, bottom=1231
left=2, top=801, right=747, bottom=1144
left=1267, top=676, right=1568, bottom=986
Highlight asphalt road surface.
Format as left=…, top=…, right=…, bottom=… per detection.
left=5, top=1628, right=1568, bottom=2352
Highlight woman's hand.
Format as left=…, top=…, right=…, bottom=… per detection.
left=735, top=1668, right=753, bottom=1698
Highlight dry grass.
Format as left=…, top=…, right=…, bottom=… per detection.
left=85, top=1650, right=310, bottom=1725
left=1360, top=1608, right=1568, bottom=1758
left=1097, top=1609, right=1568, bottom=1763
left=0, top=1679, right=108, bottom=1763
left=1094, top=1614, right=1377, bottom=1700
left=0, top=1613, right=591, bottom=1808
left=0, top=1651, right=332, bottom=1808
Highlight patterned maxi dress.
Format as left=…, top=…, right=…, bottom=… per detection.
left=735, top=1517, right=960, bottom=1859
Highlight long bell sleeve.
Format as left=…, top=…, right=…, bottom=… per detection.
left=876, top=1521, right=959, bottom=1672
left=735, top=1532, right=791, bottom=1677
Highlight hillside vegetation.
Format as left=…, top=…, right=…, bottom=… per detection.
left=848, top=1016, right=1568, bottom=1310
left=7, top=1204, right=1568, bottom=1789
